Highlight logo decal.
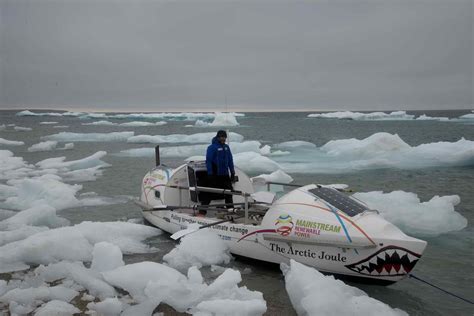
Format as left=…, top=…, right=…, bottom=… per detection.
left=275, top=214, right=294, bottom=236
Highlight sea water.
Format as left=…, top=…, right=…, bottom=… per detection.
left=1, top=109, right=473, bottom=315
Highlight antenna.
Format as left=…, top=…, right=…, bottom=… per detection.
left=225, top=96, right=230, bottom=144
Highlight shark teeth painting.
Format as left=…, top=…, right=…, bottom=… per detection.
left=345, top=246, right=421, bottom=277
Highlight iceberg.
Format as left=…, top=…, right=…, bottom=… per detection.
left=194, top=112, right=240, bottom=127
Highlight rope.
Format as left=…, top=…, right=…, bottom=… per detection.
left=409, top=274, right=474, bottom=305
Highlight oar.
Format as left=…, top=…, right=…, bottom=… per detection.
left=170, top=215, right=243, bottom=240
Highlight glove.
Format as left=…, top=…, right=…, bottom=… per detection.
left=230, top=173, right=236, bottom=183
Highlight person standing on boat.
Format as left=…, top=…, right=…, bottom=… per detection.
left=201, top=130, right=235, bottom=211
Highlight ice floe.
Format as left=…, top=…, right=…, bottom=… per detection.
left=14, top=126, right=32, bottom=131
left=16, top=110, right=245, bottom=121
left=415, top=114, right=450, bottom=121
left=194, top=112, right=240, bottom=127
left=353, top=191, right=467, bottom=237
left=43, top=131, right=135, bottom=142
left=251, top=169, right=294, bottom=186
left=0, top=222, right=160, bottom=273
left=118, top=141, right=263, bottom=158
left=0, top=138, right=24, bottom=146
left=128, top=132, right=244, bottom=144
left=308, top=110, right=415, bottom=121
left=82, top=120, right=167, bottom=127
left=34, top=300, right=80, bottom=316
left=103, top=262, right=266, bottom=315
left=276, top=132, right=474, bottom=173
left=163, top=226, right=232, bottom=271
left=28, top=140, right=74, bottom=152
left=282, top=260, right=407, bottom=316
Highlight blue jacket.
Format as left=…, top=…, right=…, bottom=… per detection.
left=206, top=137, right=235, bottom=176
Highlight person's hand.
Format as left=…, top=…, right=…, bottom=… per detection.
left=230, top=173, right=236, bottom=183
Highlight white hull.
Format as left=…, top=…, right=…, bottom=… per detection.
left=140, top=160, right=427, bottom=284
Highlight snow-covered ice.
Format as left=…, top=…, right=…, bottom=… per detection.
left=282, top=260, right=407, bottom=316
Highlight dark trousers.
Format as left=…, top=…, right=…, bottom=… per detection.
left=201, top=175, right=233, bottom=206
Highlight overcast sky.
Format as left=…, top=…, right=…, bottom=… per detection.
left=0, top=0, right=472, bottom=112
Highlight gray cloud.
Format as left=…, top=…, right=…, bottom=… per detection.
left=0, top=0, right=472, bottom=111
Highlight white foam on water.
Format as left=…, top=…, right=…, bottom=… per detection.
left=53, top=125, right=69, bottom=129
left=43, top=131, right=134, bottom=142
left=281, top=260, right=407, bottom=316
left=128, top=132, right=244, bottom=144
left=353, top=191, right=467, bottom=236
left=163, top=227, right=232, bottom=271
left=39, top=121, right=58, bottom=125
left=0, top=138, right=24, bottom=146
left=308, top=111, right=415, bottom=120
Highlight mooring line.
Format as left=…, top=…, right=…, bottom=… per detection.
left=409, top=274, right=473, bottom=305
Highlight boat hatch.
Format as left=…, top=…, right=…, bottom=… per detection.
left=309, top=187, right=368, bottom=217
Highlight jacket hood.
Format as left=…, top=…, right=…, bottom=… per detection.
left=212, top=137, right=220, bottom=144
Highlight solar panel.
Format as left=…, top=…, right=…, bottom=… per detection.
left=309, top=187, right=368, bottom=217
